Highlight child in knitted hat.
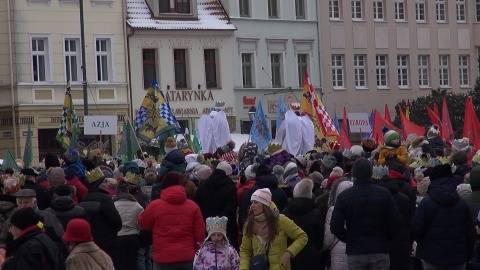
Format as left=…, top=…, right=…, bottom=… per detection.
left=378, top=127, right=408, bottom=166
left=193, top=216, right=240, bottom=270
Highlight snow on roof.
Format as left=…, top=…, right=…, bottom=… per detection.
left=126, top=0, right=236, bottom=30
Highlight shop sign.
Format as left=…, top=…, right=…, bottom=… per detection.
left=3, top=131, right=11, bottom=138
left=347, top=113, right=371, bottom=132
left=166, top=90, right=214, bottom=102
left=243, top=96, right=256, bottom=109
left=84, top=116, right=117, bottom=135
left=267, top=100, right=278, bottom=113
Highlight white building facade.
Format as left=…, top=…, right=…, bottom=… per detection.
left=319, top=0, right=480, bottom=117
left=220, top=0, right=321, bottom=135
left=126, top=0, right=236, bottom=135
left=0, top=0, right=129, bottom=164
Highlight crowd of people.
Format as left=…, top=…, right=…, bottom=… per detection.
left=0, top=123, right=479, bottom=270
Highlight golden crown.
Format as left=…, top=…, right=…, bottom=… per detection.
left=372, top=165, right=388, bottom=180
left=206, top=216, right=228, bottom=234
left=267, top=142, right=282, bottom=153
left=86, top=167, right=105, bottom=183
left=125, top=171, right=141, bottom=186
left=290, top=102, right=301, bottom=111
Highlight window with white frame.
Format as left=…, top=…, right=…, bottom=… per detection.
left=329, top=0, right=341, bottom=20
left=459, top=55, right=469, bottom=86
left=373, top=0, right=385, bottom=21
left=159, top=0, right=191, bottom=14
left=351, top=0, right=363, bottom=20
left=439, top=55, right=450, bottom=87
left=270, top=53, right=283, bottom=88
left=418, top=55, right=430, bottom=87
left=174, top=49, right=188, bottom=89
left=31, top=37, right=48, bottom=82
left=295, top=0, right=305, bottom=19
left=239, top=0, right=250, bottom=17
left=204, top=49, right=218, bottom=88
left=477, top=0, right=480, bottom=22
left=354, top=54, right=367, bottom=88
left=95, top=38, right=111, bottom=82
left=436, top=0, right=447, bottom=22
left=331, top=55, right=344, bottom=88
left=241, top=53, right=254, bottom=88
left=64, top=38, right=80, bottom=82
left=268, top=0, right=278, bottom=18
left=397, top=55, right=409, bottom=87
left=375, top=55, right=388, bottom=87
left=456, top=0, right=466, bottom=22
left=297, top=54, right=309, bottom=87
left=416, top=0, right=426, bottom=22
left=395, top=0, right=406, bottom=21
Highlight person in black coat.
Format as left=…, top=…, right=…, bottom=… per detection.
left=44, top=185, right=89, bottom=230
left=452, top=151, right=472, bottom=186
left=282, top=179, right=323, bottom=269
left=411, top=164, right=475, bottom=269
left=377, top=175, right=412, bottom=270
left=79, top=168, right=122, bottom=270
left=194, top=161, right=238, bottom=249
left=239, top=163, right=288, bottom=230
left=331, top=158, right=403, bottom=269
left=387, top=162, right=417, bottom=213
left=21, top=168, right=52, bottom=210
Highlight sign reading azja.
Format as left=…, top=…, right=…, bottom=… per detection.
left=84, top=115, right=117, bottom=135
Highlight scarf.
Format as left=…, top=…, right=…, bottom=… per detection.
left=388, top=170, right=404, bottom=179
left=253, top=213, right=269, bottom=245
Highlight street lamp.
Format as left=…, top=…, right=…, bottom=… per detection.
left=248, top=106, right=256, bottom=121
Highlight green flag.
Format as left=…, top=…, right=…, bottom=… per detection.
left=2, top=149, right=19, bottom=171
left=69, top=122, right=79, bottom=150
left=23, top=123, right=33, bottom=168
left=120, top=119, right=141, bottom=162
left=192, top=123, right=202, bottom=154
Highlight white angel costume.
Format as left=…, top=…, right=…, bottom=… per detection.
left=197, top=110, right=231, bottom=154
left=275, top=110, right=315, bottom=156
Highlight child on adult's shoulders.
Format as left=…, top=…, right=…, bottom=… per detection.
left=378, top=127, right=408, bottom=166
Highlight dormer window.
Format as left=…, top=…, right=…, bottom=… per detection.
left=159, top=0, right=191, bottom=14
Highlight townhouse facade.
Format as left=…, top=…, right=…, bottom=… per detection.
left=0, top=0, right=130, bottom=165
left=319, top=0, right=480, bottom=118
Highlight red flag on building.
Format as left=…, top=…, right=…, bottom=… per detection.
left=463, top=97, right=480, bottom=149
left=340, top=107, right=352, bottom=150
left=398, top=104, right=426, bottom=140
left=384, top=104, right=392, bottom=124
left=372, top=110, right=402, bottom=143
left=442, top=97, right=454, bottom=141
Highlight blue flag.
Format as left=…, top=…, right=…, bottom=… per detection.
left=250, top=101, right=272, bottom=151
left=333, top=110, right=340, bottom=133
left=276, top=96, right=287, bottom=130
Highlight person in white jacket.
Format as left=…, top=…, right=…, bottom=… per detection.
left=113, top=180, right=144, bottom=270
left=323, top=180, right=353, bottom=270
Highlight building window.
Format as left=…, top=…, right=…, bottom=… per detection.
left=329, top=0, right=341, bottom=20
left=295, top=0, right=305, bottom=19
left=351, top=0, right=363, bottom=20
left=459, top=55, right=469, bottom=86
left=418, top=55, right=430, bottom=87
left=354, top=55, right=366, bottom=88
left=375, top=55, right=388, bottom=88
left=31, top=37, right=48, bottom=82
left=297, top=54, right=309, bottom=87
left=436, top=0, right=447, bottom=22
left=397, top=55, right=409, bottom=88
left=456, top=0, right=466, bottom=22
left=416, top=0, right=426, bottom=22
left=204, top=49, right=218, bottom=88
left=174, top=49, right=188, bottom=89
left=64, top=38, right=80, bottom=82
left=331, top=55, right=344, bottom=89
left=439, top=55, right=450, bottom=87
left=142, top=49, right=157, bottom=89
left=373, top=0, right=385, bottom=21
left=239, top=0, right=250, bottom=17
left=159, top=0, right=191, bottom=14
left=241, top=53, right=253, bottom=88
left=268, top=0, right=278, bottom=18
left=395, top=0, right=406, bottom=21
left=477, top=0, right=480, bottom=22
left=270, top=53, right=283, bottom=88
left=95, top=38, right=111, bottom=82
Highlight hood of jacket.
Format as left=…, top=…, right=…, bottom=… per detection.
left=163, top=149, right=186, bottom=166
left=254, top=174, right=279, bottom=190
left=454, top=164, right=471, bottom=177
left=427, top=177, right=460, bottom=206
left=205, top=169, right=234, bottom=190
left=286, top=197, right=316, bottom=215
left=377, top=176, right=400, bottom=194
left=160, top=185, right=187, bottom=205
left=50, top=196, right=75, bottom=211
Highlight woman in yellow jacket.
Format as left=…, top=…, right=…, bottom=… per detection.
left=239, top=188, right=307, bottom=270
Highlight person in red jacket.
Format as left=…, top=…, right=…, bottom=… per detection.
left=138, top=171, right=205, bottom=270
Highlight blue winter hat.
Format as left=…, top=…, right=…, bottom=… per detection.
left=64, top=149, right=80, bottom=164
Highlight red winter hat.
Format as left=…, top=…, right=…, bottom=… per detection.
left=326, top=175, right=340, bottom=189
left=63, top=219, right=93, bottom=243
